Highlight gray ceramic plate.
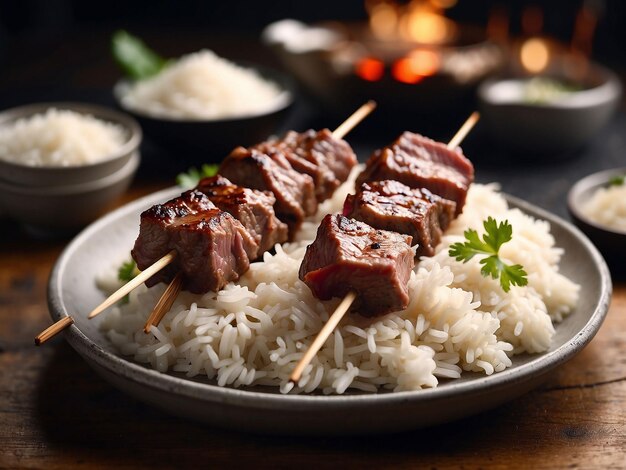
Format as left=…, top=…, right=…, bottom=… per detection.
left=47, top=188, right=612, bottom=435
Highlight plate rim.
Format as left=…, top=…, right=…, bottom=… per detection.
left=47, top=187, right=613, bottom=410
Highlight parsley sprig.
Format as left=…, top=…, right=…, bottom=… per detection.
left=176, top=164, right=219, bottom=189
left=448, top=217, right=528, bottom=293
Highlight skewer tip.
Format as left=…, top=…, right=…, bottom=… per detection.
left=331, top=100, right=378, bottom=139
left=35, top=316, right=74, bottom=346
left=447, top=111, right=481, bottom=150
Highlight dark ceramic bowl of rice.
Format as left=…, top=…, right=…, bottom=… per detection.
left=113, top=55, right=294, bottom=162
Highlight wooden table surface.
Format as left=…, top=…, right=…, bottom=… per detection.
left=1, top=182, right=624, bottom=469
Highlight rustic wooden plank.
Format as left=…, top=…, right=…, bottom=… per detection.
left=546, top=288, right=626, bottom=389
left=0, top=343, right=624, bottom=469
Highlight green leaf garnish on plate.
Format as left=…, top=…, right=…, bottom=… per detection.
left=117, top=258, right=139, bottom=304
left=118, top=258, right=139, bottom=283
left=449, top=217, right=528, bottom=293
left=176, top=164, right=219, bottom=189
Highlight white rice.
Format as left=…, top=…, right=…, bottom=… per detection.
left=0, top=108, right=126, bottom=167
left=121, top=50, right=287, bottom=120
left=580, top=183, right=626, bottom=231
left=100, top=175, right=579, bottom=394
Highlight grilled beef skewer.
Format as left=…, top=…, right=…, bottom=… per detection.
left=36, top=103, right=376, bottom=345
left=131, top=128, right=359, bottom=295
left=300, top=132, right=475, bottom=318
left=291, top=112, right=480, bottom=384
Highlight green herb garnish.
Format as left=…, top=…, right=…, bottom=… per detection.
left=112, top=30, right=168, bottom=80
left=118, top=259, right=138, bottom=283
left=117, top=259, right=139, bottom=304
left=449, top=217, right=528, bottom=293
left=608, top=175, right=625, bottom=187
left=176, top=164, right=219, bottom=188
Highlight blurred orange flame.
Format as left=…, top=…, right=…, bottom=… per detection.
left=355, top=57, right=386, bottom=81
left=520, top=38, right=550, bottom=73
left=366, top=0, right=457, bottom=45
left=392, top=49, right=440, bottom=83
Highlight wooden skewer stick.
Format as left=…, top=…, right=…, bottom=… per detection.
left=447, top=111, right=480, bottom=150
left=35, top=103, right=379, bottom=346
left=288, top=111, right=480, bottom=384
left=34, top=316, right=74, bottom=346
left=143, top=272, right=183, bottom=333
left=146, top=101, right=378, bottom=334
left=88, top=250, right=177, bottom=319
left=34, top=250, right=178, bottom=345
left=289, top=291, right=357, bottom=383
left=332, top=100, right=377, bottom=139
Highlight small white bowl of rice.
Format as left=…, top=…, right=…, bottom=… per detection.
left=0, top=102, right=141, bottom=186
left=568, top=167, right=626, bottom=271
left=113, top=50, right=293, bottom=159
left=0, top=102, right=142, bottom=235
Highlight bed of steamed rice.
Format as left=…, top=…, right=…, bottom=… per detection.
left=0, top=108, right=126, bottom=167
left=580, top=183, right=626, bottom=231
left=121, top=50, right=288, bottom=120
left=100, top=174, right=580, bottom=395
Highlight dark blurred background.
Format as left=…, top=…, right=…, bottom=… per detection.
left=1, top=0, right=625, bottom=99
left=0, top=0, right=624, bottom=216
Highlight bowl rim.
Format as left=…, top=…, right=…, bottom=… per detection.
left=113, top=62, right=295, bottom=123
left=0, top=101, right=142, bottom=170
left=0, top=151, right=140, bottom=195
left=478, top=62, right=622, bottom=110
left=567, top=166, right=626, bottom=236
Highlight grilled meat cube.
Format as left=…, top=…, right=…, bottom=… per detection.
left=300, top=129, right=358, bottom=185
left=256, top=129, right=357, bottom=202
left=299, top=214, right=414, bottom=317
left=254, top=140, right=332, bottom=204
left=356, top=132, right=474, bottom=215
left=196, top=175, right=289, bottom=256
left=220, top=146, right=317, bottom=235
left=343, top=180, right=456, bottom=257
left=131, top=190, right=259, bottom=294
left=131, top=189, right=211, bottom=288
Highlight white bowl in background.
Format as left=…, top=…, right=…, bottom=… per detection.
left=0, top=102, right=142, bottom=186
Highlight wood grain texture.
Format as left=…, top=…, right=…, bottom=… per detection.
left=1, top=182, right=625, bottom=469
